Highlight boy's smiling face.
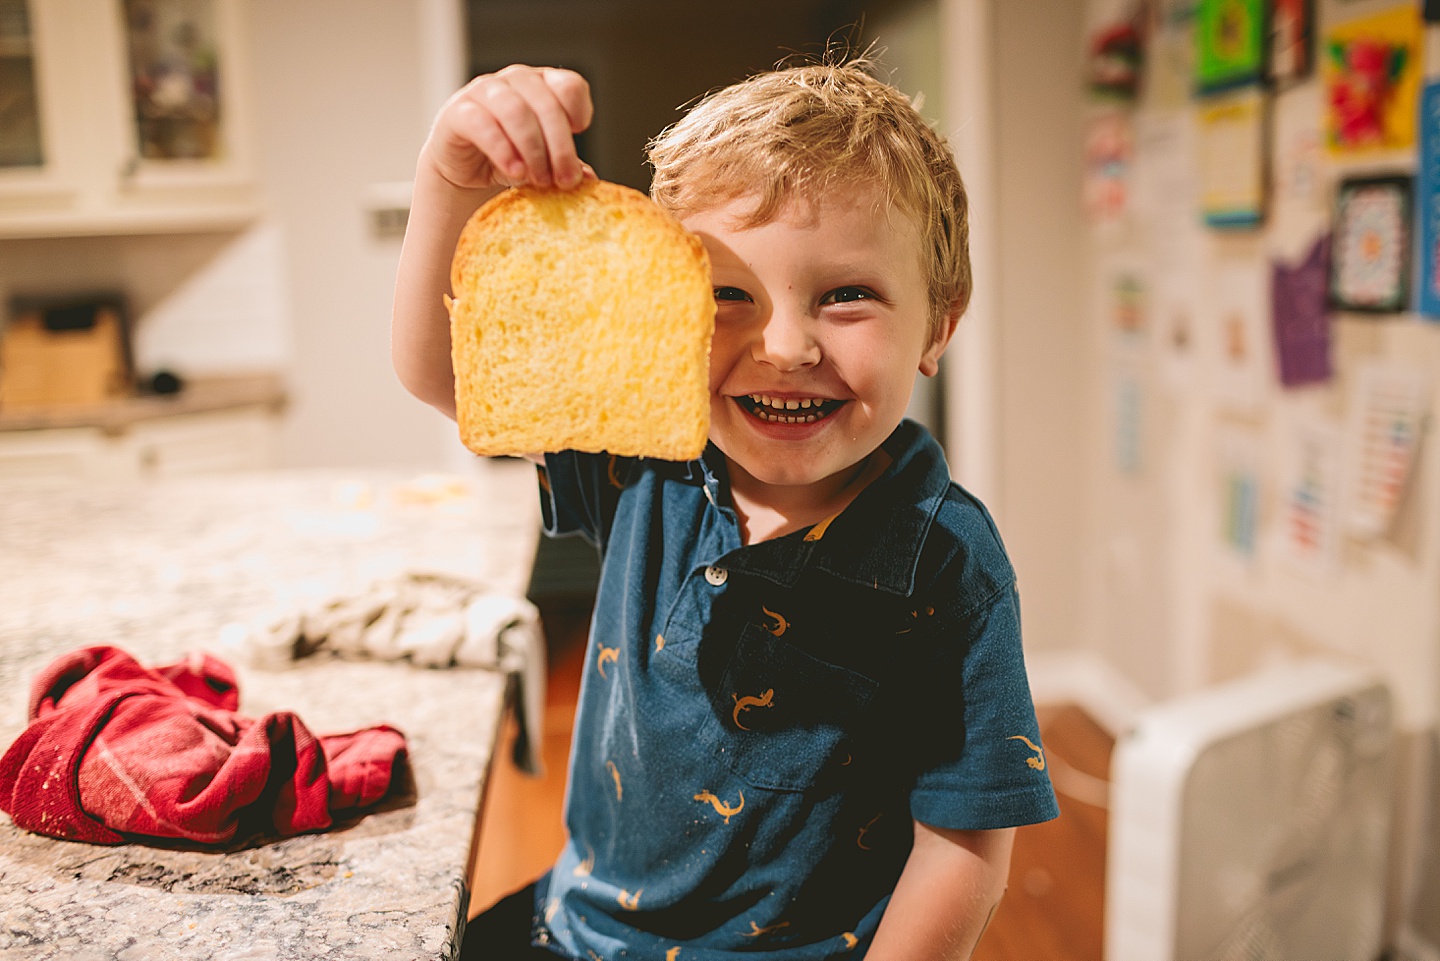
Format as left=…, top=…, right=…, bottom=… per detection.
left=681, top=184, right=957, bottom=520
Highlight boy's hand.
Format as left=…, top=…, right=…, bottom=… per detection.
left=394, top=65, right=593, bottom=419
left=424, top=65, right=594, bottom=192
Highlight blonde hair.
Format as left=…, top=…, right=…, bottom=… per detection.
left=647, top=57, right=970, bottom=335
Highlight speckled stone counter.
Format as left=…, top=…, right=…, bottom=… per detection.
left=0, top=463, right=541, bottom=960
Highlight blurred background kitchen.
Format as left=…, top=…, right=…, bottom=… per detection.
left=1, top=0, right=1438, bottom=959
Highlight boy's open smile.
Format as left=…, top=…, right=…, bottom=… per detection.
left=681, top=183, right=957, bottom=538
left=734, top=393, right=847, bottom=425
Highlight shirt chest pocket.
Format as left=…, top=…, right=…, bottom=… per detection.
left=703, top=623, right=879, bottom=793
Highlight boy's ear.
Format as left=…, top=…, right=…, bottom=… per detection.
left=919, top=304, right=963, bottom=378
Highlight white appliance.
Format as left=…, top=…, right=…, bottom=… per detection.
left=1106, top=658, right=1396, bottom=961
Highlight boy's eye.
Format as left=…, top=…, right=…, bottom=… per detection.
left=713, top=286, right=753, bottom=303
left=822, top=286, right=876, bottom=304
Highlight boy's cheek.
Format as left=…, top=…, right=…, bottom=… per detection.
left=706, top=343, right=740, bottom=392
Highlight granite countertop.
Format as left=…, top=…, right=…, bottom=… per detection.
left=0, top=462, right=542, bottom=960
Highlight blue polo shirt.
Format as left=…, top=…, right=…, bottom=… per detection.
left=532, top=420, right=1057, bottom=960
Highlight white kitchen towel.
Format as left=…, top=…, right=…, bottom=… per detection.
left=237, top=571, right=546, bottom=774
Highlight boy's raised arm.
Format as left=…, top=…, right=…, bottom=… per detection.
left=391, top=65, right=594, bottom=419
left=391, top=171, right=496, bottom=419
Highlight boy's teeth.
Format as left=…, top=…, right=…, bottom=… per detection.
left=755, top=411, right=820, bottom=424
left=742, top=393, right=839, bottom=424
left=747, top=393, right=826, bottom=412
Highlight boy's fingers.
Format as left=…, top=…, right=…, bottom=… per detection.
left=476, top=78, right=555, bottom=186
left=504, top=68, right=585, bottom=189
left=437, top=66, right=590, bottom=190
left=445, top=98, right=524, bottom=185
left=540, top=67, right=594, bottom=134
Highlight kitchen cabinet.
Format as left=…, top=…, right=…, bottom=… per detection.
left=0, top=407, right=276, bottom=482
left=0, top=0, right=259, bottom=238
left=0, top=425, right=132, bottom=482
left=127, top=406, right=276, bottom=476
left=0, top=374, right=283, bottom=482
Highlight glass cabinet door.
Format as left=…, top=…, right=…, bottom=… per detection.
left=0, top=0, right=257, bottom=235
left=121, top=0, right=221, bottom=161
left=0, top=0, right=44, bottom=168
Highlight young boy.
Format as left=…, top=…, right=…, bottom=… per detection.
left=392, top=59, right=1058, bottom=961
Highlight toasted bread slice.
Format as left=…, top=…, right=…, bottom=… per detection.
left=448, top=180, right=713, bottom=460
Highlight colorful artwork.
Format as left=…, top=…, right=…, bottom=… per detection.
left=1270, top=0, right=1314, bottom=85
left=1417, top=82, right=1440, bottom=318
left=1217, top=427, right=1263, bottom=562
left=1157, top=293, right=1197, bottom=391
left=1225, top=469, right=1259, bottom=556
left=1160, top=0, right=1199, bottom=27
left=1195, top=0, right=1266, bottom=92
left=1273, top=84, right=1325, bottom=207
left=1090, top=19, right=1144, bottom=100
left=1112, top=272, right=1147, bottom=341
left=1323, top=5, right=1422, bottom=154
left=1279, top=419, right=1342, bottom=578
left=1084, top=112, right=1133, bottom=226
left=1271, top=236, right=1332, bottom=387
left=1212, top=259, right=1270, bottom=412
left=1198, top=87, right=1265, bottom=229
left=1134, top=111, right=1198, bottom=222
left=1344, top=364, right=1430, bottom=538
left=1329, top=175, right=1412, bottom=313
left=1113, top=364, right=1144, bottom=475
left=1147, top=1, right=1199, bottom=108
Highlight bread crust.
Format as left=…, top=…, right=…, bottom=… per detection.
left=448, top=181, right=714, bottom=460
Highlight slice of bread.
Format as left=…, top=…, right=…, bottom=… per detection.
left=448, top=180, right=714, bottom=461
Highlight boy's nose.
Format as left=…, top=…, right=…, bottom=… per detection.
left=752, top=305, right=820, bottom=372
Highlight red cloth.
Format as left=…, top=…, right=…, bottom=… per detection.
left=0, top=646, right=407, bottom=845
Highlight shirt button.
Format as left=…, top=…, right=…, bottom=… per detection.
left=705, top=566, right=728, bottom=586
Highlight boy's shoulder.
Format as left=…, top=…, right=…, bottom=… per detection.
left=920, top=481, right=1016, bottom=613
left=799, top=421, right=1015, bottom=610
left=866, top=420, right=1016, bottom=612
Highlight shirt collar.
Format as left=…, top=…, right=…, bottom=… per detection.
left=706, top=420, right=951, bottom=597
left=653, top=441, right=729, bottom=506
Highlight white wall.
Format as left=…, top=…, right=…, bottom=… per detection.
left=246, top=0, right=454, bottom=469
left=940, top=0, right=1089, bottom=656
left=992, top=0, right=1089, bottom=655
left=130, top=222, right=294, bottom=375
